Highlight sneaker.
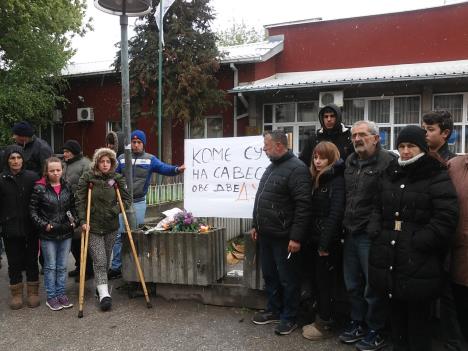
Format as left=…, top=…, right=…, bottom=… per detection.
left=274, top=320, right=298, bottom=335
left=302, top=321, right=333, bottom=340
left=339, top=320, right=366, bottom=344
left=107, top=269, right=122, bottom=280
left=68, top=268, right=79, bottom=277
left=356, top=330, right=386, bottom=351
left=46, top=297, right=63, bottom=311
left=100, top=296, right=112, bottom=311
left=252, top=311, right=280, bottom=325
left=57, top=295, right=73, bottom=309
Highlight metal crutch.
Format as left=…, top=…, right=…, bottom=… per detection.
left=113, top=182, right=152, bottom=308
left=78, top=182, right=93, bottom=318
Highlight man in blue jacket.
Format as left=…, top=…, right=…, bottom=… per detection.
left=108, top=130, right=185, bottom=279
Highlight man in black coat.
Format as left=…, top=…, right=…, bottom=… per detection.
left=11, top=121, right=53, bottom=177
left=340, top=120, right=396, bottom=351
left=299, top=103, right=353, bottom=166
left=251, top=130, right=312, bottom=336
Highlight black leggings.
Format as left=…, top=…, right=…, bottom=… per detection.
left=3, top=236, right=39, bottom=285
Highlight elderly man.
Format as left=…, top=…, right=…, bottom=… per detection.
left=340, top=121, right=396, bottom=351
left=251, top=130, right=312, bottom=336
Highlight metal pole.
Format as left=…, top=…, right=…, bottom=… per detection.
left=157, top=0, right=163, bottom=184
left=120, top=13, right=136, bottom=229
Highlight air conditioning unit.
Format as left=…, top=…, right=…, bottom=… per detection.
left=77, top=107, right=94, bottom=122
left=319, top=91, right=344, bottom=108
left=52, top=109, right=62, bottom=123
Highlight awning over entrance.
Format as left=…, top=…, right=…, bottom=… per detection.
left=230, top=59, right=468, bottom=92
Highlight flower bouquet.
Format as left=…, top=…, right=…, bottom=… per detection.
left=146, top=208, right=211, bottom=234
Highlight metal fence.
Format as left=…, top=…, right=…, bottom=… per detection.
left=146, top=183, right=183, bottom=205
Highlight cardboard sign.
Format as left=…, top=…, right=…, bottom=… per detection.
left=184, top=136, right=270, bottom=218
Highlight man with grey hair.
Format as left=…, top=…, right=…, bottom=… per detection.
left=339, top=120, right=396, bottom=351
left=251, top=130, right=312, bottom=336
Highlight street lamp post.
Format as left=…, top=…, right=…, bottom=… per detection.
left=94, top=0, right=152, bottom=229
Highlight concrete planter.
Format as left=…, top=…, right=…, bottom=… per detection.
left=122, top=228, right=226, bottom=286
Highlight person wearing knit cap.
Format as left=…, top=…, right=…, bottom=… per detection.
left=107, top=129, right=186, bottom=279
left=62, top=140, right=93, bottom=281
left=368, top=124, right=459, bottom=351
left=11, top=121, right=53, bottom=177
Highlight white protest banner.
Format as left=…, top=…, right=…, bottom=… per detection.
left=184, top=135, right=270, bottom=218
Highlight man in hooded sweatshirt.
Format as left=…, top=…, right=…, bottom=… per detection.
left=299, top=103, right=353, bottom=167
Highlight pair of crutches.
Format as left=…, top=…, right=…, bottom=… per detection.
left=78, top=182, right=152, bottom=318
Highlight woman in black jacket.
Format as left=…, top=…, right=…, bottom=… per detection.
left=368, top=126, right=458, bottom=351
left=30, top=157, right=78, bottom=311
left=302, top=141, right=346, bottom=341
left=0, top=146, right=39, bottom=309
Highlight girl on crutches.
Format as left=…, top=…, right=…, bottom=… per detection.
left=76, top=148, right=130, bottom=311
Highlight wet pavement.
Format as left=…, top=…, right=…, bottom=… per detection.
left=0, top=256, right=354, bottom=351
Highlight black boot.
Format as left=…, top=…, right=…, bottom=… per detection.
left=100, top=297, right=112, bottom=311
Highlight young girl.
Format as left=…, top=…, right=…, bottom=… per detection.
left=30, top=157, right=78, bottom=311
left=302, top=141, right=346, bottom=341
left=76, top=148, right=130, bottom=311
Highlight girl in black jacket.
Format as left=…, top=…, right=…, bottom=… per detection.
left=302, top=141, right=346, bottom=341
left=30, top=157, right=78, bottom=311
left=368, top=126, right=458, bottom=351
left=0, top=145, right=39, bottom=309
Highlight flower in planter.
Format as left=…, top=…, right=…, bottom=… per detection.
left=172, top=210, right=206, bottom=233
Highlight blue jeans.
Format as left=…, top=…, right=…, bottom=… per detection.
left=111, top=200, right=146, bottom=271
left=41, top=238, right=72, bottom=299
left=259, top=236, right=301, bottom=322
left=343, top=231, right=387, bottom=330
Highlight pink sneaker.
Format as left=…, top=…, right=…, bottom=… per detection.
left=46, top=297, right=63, bottom=311
left=57, top=295, right=73, bottom=309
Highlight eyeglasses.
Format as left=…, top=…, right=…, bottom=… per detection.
left=351, top=132, right=373, bottom=140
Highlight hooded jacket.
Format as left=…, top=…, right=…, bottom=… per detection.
left=30, top=177, right=78, bottom=241
left=252, top=151, right=312, bottom=242
left=75, top=148, right=131, bottom=235
left=368, top=155, right=458, bottom=300
left=309, top=160, right=346, bottom=251
left=63, top=154, right=91, bottom=193
left=299, top=104, right=353, bottom=167
left=0, top=146, right=39, bottom=238
left=105, top=131, right=125, bottom=158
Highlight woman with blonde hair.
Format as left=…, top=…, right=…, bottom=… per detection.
left=302, top=141, right=346, bottom=341
left=75, top=148, right=130, bottom=311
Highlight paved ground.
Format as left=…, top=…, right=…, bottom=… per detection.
left=0, top=257, right=353, bottom=351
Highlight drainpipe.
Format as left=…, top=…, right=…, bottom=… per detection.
left=230, top=63, right=238, bottom=136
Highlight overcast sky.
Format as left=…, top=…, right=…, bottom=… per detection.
left=71, top=0, right=464, bottom=63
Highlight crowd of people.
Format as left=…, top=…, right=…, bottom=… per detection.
left=0, top=122, right=184, bottom=312
left=0, top=108, right=466, bottom=351
left=251, top=107, right=467, bottom=351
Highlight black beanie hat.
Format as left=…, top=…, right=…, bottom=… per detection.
left=12, top=121, right=34, bottom=137
left=396, top=125, right=428, bottom=152
left=63, top=139, right=82, bottom=155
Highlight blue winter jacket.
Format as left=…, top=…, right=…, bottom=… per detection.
left=116, top=152, right=179, bottom=201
